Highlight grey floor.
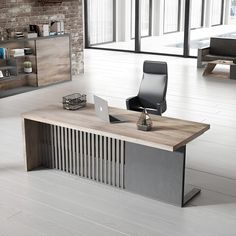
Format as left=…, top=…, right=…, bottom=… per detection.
left=1, top=49, right=236, bottom=235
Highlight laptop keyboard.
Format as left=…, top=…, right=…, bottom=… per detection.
left=109, top=115, right=120, bottom=122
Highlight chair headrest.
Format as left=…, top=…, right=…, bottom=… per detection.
left=143, top=61, right=167, bottom=74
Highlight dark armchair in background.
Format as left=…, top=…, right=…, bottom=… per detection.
left=126, top=60, right=168, bottom=115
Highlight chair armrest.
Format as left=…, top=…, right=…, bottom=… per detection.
left=126, top=96, right=139, bottom=110
left=156, top=101, right=166, bottom=116
left=156, top=102, right=163, bottom=116
left=197, top=47, right=210, bottom=68
left=198, top=46, right=210, bottom=51
left=200, top=47, right=210, bottom=56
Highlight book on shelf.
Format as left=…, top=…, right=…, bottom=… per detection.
left=0, top=47, right=6, bottom=59
left=10, top=48, right=25, bottom=57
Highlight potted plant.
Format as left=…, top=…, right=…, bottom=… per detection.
left=23, top=61, right=32, bottom=73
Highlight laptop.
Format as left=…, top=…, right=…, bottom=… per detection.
left=94, top=95, right=127, bottom=123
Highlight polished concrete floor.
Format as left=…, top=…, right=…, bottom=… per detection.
left=0, top=49, right=236, bottom=235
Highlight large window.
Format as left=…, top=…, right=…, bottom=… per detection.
left=229, top=0, right=236, bottom=23
left=88, top=0, right=114, bottom=45
left=211, top=0, right=223, bottom=25
left=191, top=0, right=204, bottom=29
left=85, top=0, right=235, bottom=57
left=131, top=0, right=151, bottom=38
left=164, top=0, right=180, bottom=33
left=231, top=0, right=236, bottom=15
left=141, top=0, right=151, bottom=36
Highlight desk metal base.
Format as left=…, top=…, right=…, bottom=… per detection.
left=125, top=142, right=199, bottom=207
left=24, top=120, right=200, bottom=207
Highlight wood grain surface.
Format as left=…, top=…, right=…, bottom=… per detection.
left=36, top=36, right=71, bottom=86
left=22, top=104, right=210, bottom=151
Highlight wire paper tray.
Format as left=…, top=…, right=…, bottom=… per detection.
left=62, top=93, right=86, bottom=110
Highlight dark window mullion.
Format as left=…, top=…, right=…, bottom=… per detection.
left=135, top=0, right=141, bottom=52
left=201, top=0, right=205, bottom=27
left=84, top=0, right=90, bottom=48
left=183, top=0, right=191, bottom=57
left=113, top=0, right=116, bottom=42
left=177, top=0, right=181, bottom=31
left=149, top=0, right=153, bottom=36
left=220, top=0, right=225, bottom=24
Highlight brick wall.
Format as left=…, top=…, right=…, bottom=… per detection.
left=0, top=0, right=84, bottom=76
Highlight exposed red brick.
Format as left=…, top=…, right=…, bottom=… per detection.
left=0, top=0, right=83, bottom=75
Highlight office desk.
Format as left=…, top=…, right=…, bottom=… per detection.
left=22, top=104, right=210, bottom=207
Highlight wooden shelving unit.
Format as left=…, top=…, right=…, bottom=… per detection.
left=0, top=34, right=71, bottom=95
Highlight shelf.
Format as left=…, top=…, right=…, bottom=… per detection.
left=0, top=66, right=16, bottom=70
left=10, top=54, right=35, bottom=59
left=18, top=72, right=37, bottom=76
left=0, top=73, right=36, bottom=82
left=0, top=75, right=18, bottom=81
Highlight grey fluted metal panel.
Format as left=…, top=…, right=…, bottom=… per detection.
left=61, top=127, right=65, bottom=171
left=79, top=131, right=83, bottom=177
left=72, top=129, right=76, bottom=174
left=104, top=137, right=107, bottom=184
left=91, top=133, right=95, bottom=180
left=64, top=128, right=68, bottom=172
left=108, top=137, right=111, bottom=185
left=75, top=129, right=79, bottom=175
left=40, top=125, right=125, bottom=189
left=87, top=133, right=92, bottom=179
left=83, top=132, right=87, bottom=178
left=95, top=134, right=99, bottom=181
left=50, top=125, right=55, bottom=169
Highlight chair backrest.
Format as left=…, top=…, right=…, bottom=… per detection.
left=210, top=37, right=236, bottom=57
left=138, top=61, right=168, bottom=109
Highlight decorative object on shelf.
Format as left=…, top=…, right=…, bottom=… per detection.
left=63, top=93, right=87, bottom=110
left=5, top=69, right=10, bottom=77
left=15, top=32, right=24, bottom=39
left=23, top=61, right=32, bottom=73
left=29, top=24, right=41, bottom=37
left=10, top=48, right=25, bottom=57
left=137, top=108, right=153, bottom=131
left=24, top=48, right=33, bottom=55
left=51, top=21, right=64, bottom=35
left=43, top=24, right=50, bottom=37
left=233, top=58, right=236, bottom=64
left=0, top=70, right=3, bottom=78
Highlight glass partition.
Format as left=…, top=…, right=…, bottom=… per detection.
left=141, top=0, right=184, bottom=55
left=190, top=0, right=203, bottom=29
left=88, top=0, right=114, bottom=45
left=211, top=0, right=223, bottom=25
left=164, top=0, right=180, bottom=33
left=86, top=0, right=236, bottom=57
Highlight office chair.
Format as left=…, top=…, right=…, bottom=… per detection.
left=126, top=60, right=168, bottom=115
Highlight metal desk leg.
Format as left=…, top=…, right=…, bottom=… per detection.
left=230, top=65, right=236, bottom=80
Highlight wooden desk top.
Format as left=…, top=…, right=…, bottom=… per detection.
left=22, top=104, right=210, bottom=152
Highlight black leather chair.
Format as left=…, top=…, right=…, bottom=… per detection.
left=126, top=60, right=168, bottom=115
